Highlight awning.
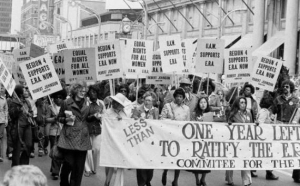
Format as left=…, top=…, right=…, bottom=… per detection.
left=231, top=33, right=253, bottom=48
left=220, top=34, right=241, bottom=48
left=252, top=31, right=285, bottom=56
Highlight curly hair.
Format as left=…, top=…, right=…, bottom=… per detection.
left=70, top=83, right=85, bottom=98
left=118, top=83, right=130, bottom=97
left=194, top=97, right=211, bottom=117
left=228, top=96, right=247, bottom=122
left=281, top=79, right=295, bottom=93
left=87, top=84, right=100, bottom=98
left=173, top=88, right=186, bottom=99
left=202, top=78, right=216, bottom=92
left=242, top=83, right=255, bottom=94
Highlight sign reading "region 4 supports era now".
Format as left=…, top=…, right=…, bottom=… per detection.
left=64, top=48, right=97, bottom=84
left=195, top=39, right=225, bottom=73
left=95, top=40, right=124, bottom=80
left=250, top=56, right=283, bottom=92
left=19, top=54, right=62, bottom=100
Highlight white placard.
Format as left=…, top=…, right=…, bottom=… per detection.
left=0, top=58, right=16, bottom=96
left=250, top=56, right=283, bottom=91
left=123, top=39, right=153, bottom=78
left=12, top=47, right=31, bottom=85
left=52, top=53, right=65, bottom=80
left=224, top=48, right=253, bottom=83
left=0, top=53, right=14, bottom=72
left=159, top=35, right=184, bottom=73
left=195, top=39, right=225, bottom=73
left=180, top=38, right=197, bottom=74
left=48, top=41, right=73, bottom=54
left=19, top=54, right=62, bottom=100
left=95, top=40, right=124, bottom=80
left=147, top=51, right=172, bottom=84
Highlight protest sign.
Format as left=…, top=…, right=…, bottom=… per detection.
left=95, top=40, right=124, bottom=80
left=33, top=35, right=58, bottom=47
left=101, top=118, right=300, bottom=170
left=159, top=35, right=184, bottom=73
left=250, top=56, right=283, bottom=92
left=195, top=39, right=225, bottom=73
left=19, top=54, right=62, bottom=100
left=30, top=43, right=45, bottom=58
left=48, top=41, right=73, bottom=54
left=123, top=39, right=153, bottom=78
left=53, top=53, right=65, bottom=80
left=180, top=38, right=197, bottom=74
left=12, top=47, right=31, bottom=85
left=224, top=48, right=252, bottom=83
left=64, top=48, right=97, bottom=84
left=0, top=58, right=16, bottom=96
left=146, top=52, right=172, bottom=85
left=0, top=53, right=14, bottom=72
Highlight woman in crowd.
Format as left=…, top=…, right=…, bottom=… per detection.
left=104, top=93, right=129, bottom=186
left=57, top=82, right=92, bottom=186
left=188, top=97, right=212, bottom=186
left=9, top=85, right=34, bottom=167
left=161, top=88, right=190, bottom=186
left=48, top=89, right=67, bottom=180
left=214, top=89, right=229, bottom=122
left=84, top=85, right=106, bottom=176
left=132, top=91, right=159, bottom=186
left=226, top=97, right=253, bottom=186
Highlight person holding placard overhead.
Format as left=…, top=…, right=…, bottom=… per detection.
left=161, top=88, right=190, bottom=186
left=56, top=82, right=92, bottom=186
left=226, top=97, right=253, bottom=186
left=188, top=96, right=212, bottom=186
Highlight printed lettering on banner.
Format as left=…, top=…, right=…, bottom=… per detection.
left=159, top=35, right=184, bottom=73
left=48, top=41, right=73, bottom=54
left=53, top=53, right=65, bottom=80
left=12, top=47, right=31, bottom=85
left=95, top=40, right=124, bottom=80
left=101, top=118, right=300, bottom=170
left=250, top=56, right=283, bottom=92
left=0, top=58, right=16, bottom=96
left=224, top=48, right=253, bottom=83
left=146, top=51, right=172, bottom=85
left=19, top=54, right=62, bottom=100
left=195, top=39, right=225, bottom=73
left=180, top=38, right=197, bottom=74
left=64, top=48, right=97, bottom=84
left=0, top=53, right=14, bottom=72
left=123, top=39, right=153, bottom=79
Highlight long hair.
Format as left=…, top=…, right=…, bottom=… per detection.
left=194, top=97, right=211, bottom=117
left=228, top=96, right=247, bottom=122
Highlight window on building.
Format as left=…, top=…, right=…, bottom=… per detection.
left=281, top=0, right=287, bottom=19
left=86, top=36, right=89, bottom=47
left=82, top=36, right=85, bottom=47
left=94, top=35, right=98, bottom=44
left=75, top=38, right=78, bottom=46
left=78, top=37, right=81, bottom=47
left=105, top=33, right=108, bottom=40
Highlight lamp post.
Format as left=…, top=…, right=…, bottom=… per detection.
left=219, top=9, right=247, bottom=38
left=126, top=0, right=148, bottom=40
left=54, top=13, right=73, bottom=41
left=70, top=0, right=101, bottom=43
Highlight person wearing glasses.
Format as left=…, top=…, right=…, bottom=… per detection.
left=57, top=82, right=92, bottom=186
left=226, top=97, right=253, bottom=186
left=270, top=80, right=300, bottom=182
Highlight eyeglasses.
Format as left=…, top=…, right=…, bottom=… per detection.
left=120, top=89, right=127, bottom=93
left=284, top=86, right=290, bottom=88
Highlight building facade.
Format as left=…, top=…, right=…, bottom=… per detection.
left=0, top=0, right=12, bottom=33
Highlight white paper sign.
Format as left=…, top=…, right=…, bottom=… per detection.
left=0, top=58, right=16, bottom=96
left=12, top=47, right=31, bottom=85
left=250, top=56, right=283, bottom=91
left=224, top=48, right=253, bottom=83
left=159, top=35, right=184, bottom=73
left=195, top=39, right=225, bottom=73
left=95, top=40, right=124, bottom=80
left=64, top=48, right=97, bottom=84
left=0, top=53, right=14, bottom=72
left=19, top=54, right=62, bottom=100
left=53, top=53, right=65, bottom=80
left=123, top=39, right=153, bottom=78
left=48, top=41, right=73, bottom=54
left=180, top=38, right=197, bottom=74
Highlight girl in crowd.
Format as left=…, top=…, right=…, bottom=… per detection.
left=188, top=97, right=212, bottom=186
left=84, top=85, right=106, bottom=176
left=161, top=88, right=190, bottom=186
left=57, top=83, right=92, bottom=186
left=226, top=97, right=253, bottom=186
left=132, top=91, right=159, bottom=186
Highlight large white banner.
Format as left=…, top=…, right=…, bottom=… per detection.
left=95, top=40, right=124, bottom=80
left=0, top=58, right=16, bottom=96
left=19, top=54, right=62, bottom=100
left=100, top=118, right=300, bottom=170
left=123, top=39, right=153, bottom=78
left=224, top=48, right=253, bottom=83
left=250, top=56, right=283, bottom=92
left=64, top=48, right=97, bottom=84
left=195, top=39, right=225, bottom=73
left=159, top=35, right=184, bottom=73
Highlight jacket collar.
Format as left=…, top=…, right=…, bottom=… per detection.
left=66, top=97, right=88, bottom=113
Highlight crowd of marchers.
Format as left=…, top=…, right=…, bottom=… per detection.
left=1, top=74, right=300, bottom=186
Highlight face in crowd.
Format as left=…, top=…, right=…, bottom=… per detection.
left=88, top=89, right=98, bottom=101
left=112, top=100, right=124, bottom=112
left=244, top=87, right=252, bottom=97
left=180, top=83, right=191, bottom=93
left=53, top=95, right=64, bottom=106
left=217, top=90, right=224, bottom=100
left=175, top=94, right=184, bottom=105
left=239, top=98, right=247, bottom=111
left=199, top=98, right=208, bottom=111
left=283, top=83, right=291, bottom=95
left=23, top=87, right=29, bottom=98
left=144, top=95, right=153, bottom=109
left=76, top=87, right=86, bottom=100
left=119, top=87, right=127, bottom=97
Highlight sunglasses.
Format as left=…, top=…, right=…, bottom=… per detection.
left=284, top=86, right=290, bottom=88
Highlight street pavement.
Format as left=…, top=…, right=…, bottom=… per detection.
left=0, top=134, right=300, bottom=186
